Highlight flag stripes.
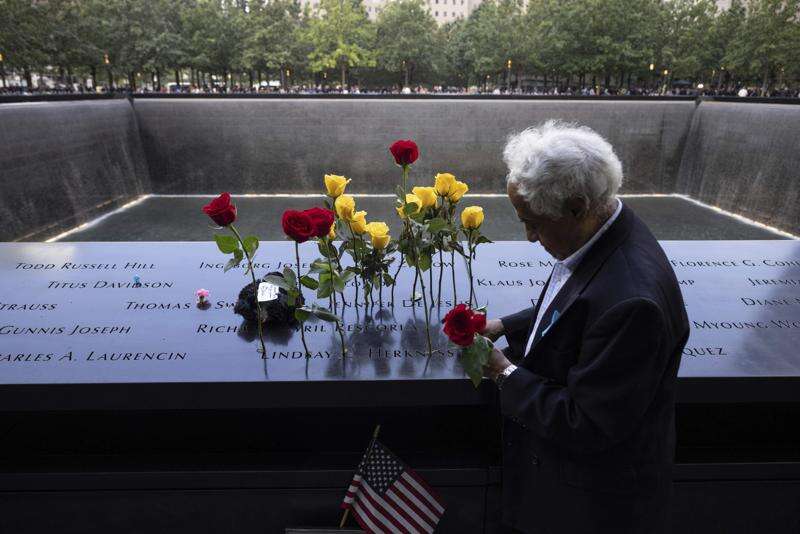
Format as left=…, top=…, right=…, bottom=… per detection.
left=341, top=439, right=445, bottom=533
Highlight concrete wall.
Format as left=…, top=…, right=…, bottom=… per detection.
left=133, top=98, right=695, bottom=195
left=0, top=100, right=150, bottom=241
left=2, top=97, right=799, bottom=240
left=676, top=102, right=800, bottom=235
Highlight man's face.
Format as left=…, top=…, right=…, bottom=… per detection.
left=507, top=182, right=575, bottom=261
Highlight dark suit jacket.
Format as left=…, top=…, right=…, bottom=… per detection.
left=499, top=204, right=689, bottom=534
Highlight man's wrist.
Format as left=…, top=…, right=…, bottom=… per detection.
left=495, top=364, right=518, bottom=389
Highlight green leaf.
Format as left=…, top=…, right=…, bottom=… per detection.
left=223, top=249, right=245, bottom=273
left=317, top=241, right=337, bottom=259
left=317, top=279, right=333, bottom=299
left=294, top=308, right=311, bottom=322
left=475, top=235, right=493, bottom=245
left=242, top=236, right=259, bottom=257
left=460, top=337, right=492, bottom=388
left=282, top=266, right=297, bottom=287
left=263, top=274, right=291, bottom=291
left=427, top=217, right=448, bottom=233
left=310, top=259, right=332, bottom=273
left=382, top=272, right=395, bottom=286
left=301, top=275, right=319, bottom=290
left=287, top=292, right=296, bottom=307
left=403, top=202, right=420, bottom=216
left=340, top=270, right=355, bottom=282
left=224, top=256, right=239, bottom=272
left=418, top=252, right=432, bottom=272
left=311, top=305, right=340, bottom=323
left=332, top=272, right=346, bottom=292
left=214, top=234, right=239, bottom=254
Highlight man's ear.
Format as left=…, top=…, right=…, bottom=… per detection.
left=565, top=197, right=588, bottom=219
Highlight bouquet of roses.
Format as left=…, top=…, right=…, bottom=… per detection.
left=442, top=304, right=493, bottom=387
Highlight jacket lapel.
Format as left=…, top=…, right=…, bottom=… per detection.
left=524, top=204, right=634, bottom=358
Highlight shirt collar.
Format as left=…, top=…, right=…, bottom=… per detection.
left=560, top=198, right=623, bottom=272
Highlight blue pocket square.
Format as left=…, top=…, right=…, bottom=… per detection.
left=541, top=310, right=560, bottom=336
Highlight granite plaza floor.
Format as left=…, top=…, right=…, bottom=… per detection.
left=54, top=194, right=788, bottom=242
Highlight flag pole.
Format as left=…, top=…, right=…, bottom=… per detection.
left=340, top=424, right=381, bottom=529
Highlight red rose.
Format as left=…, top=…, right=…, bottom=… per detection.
left=282, top=210, right=315, bottom=243
left=389, top=139, right=419, bottom=166
left=303, top=207, right=335, bottom=238
left=202, top=192, right=237, bottom=227
left=443, top=304, right=487, bottom=347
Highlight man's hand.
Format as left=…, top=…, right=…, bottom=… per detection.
left=483, top=346, right=513, bottom=382
left=481, top=318, right=505, bottom=341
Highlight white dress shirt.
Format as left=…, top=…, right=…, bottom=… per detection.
left=523, top=199, right=623, bottom=356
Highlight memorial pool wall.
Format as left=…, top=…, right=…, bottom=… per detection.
left=0, top=97, right=798, bottom=241
left=0, top=99, right=151, bottom=241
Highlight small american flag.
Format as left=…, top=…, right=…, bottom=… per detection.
left=341, top=439, right=446, bottom=533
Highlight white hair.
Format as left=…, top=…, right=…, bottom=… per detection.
left=503, top=120, right=623, bottom=218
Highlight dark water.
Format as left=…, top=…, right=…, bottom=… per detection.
left=57, top=195, right=785, bottom=242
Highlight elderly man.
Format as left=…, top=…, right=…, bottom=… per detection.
left=481, top=121, right=689, bottom=534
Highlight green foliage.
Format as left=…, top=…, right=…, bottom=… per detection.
left=305, top=0, right=376, bottom=87
left=459, top=334, right=493, bottom=387
left=2, top=0, right=799, bottom=92
left=375, top=0, right=438, bottom=86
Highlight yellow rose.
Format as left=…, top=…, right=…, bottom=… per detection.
left=371, top=233, right=391, bottom=250
left=327, top=223, right=336, bottom=240
left=448, top=180, right=469, bottom=203
left=412, top=186, right=437, bottom=209
left=396, top=194, right=422, bottom=219
left=335, top=194, right=356, bottom=220
left=461, top=206, right=484, bottom=229
left=365, top=221, right=389, bottom=238
left=434, top=173, right=456, bottom=196
left=324, top=174, right=351, bottom=198
left=349, top=211, right=368, bottom=234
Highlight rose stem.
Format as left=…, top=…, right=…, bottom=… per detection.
left=379, top=274, right=384, bottom=308
left=295, top=241, right=311, bottom=358
left=412, top=225, right=433, bottom=357
left=327, top=238, right=346, bottom=356
left=359, top=233, right=369, bottom=308
left=230, top=224, right=266, bottom=357
left=333, top=244, right=348, bottom=308
left=428, top=254, right=434, bottom=307
left=467, top=229, right=476, bottom=306
left=347, top=224, right=360, bottom=309
left=437, top=247, right=444, bottom=306
left=391, top=253, right=404, bottom=307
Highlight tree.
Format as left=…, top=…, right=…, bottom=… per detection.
left=184, top=0, right=246, bottom=89
left=709, top=0, right=746, bottom=88
left=375, top=0, right=438, bottom=87
left=657, top=0, right=718, bottom=86
left=244, top=0, right=305, bottom=89
left=306, top=0, right=376, bottom=89
left=725, top=0, right=800, bottom=94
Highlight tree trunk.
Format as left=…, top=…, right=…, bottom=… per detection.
left=761, top=64, right=770, bottom=96
left=280, top=68, right=286, bottom=89
left=90, top=65, right=97, bottom=90
left=175, top=69, right=180, bottom=87
left=129, top=71, right=136, bottom=91
left=248, top=70, right=254, bottom=90
left=340, top=63, right=346, bottom=91
left=155, top=69, right=161, bottom=91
